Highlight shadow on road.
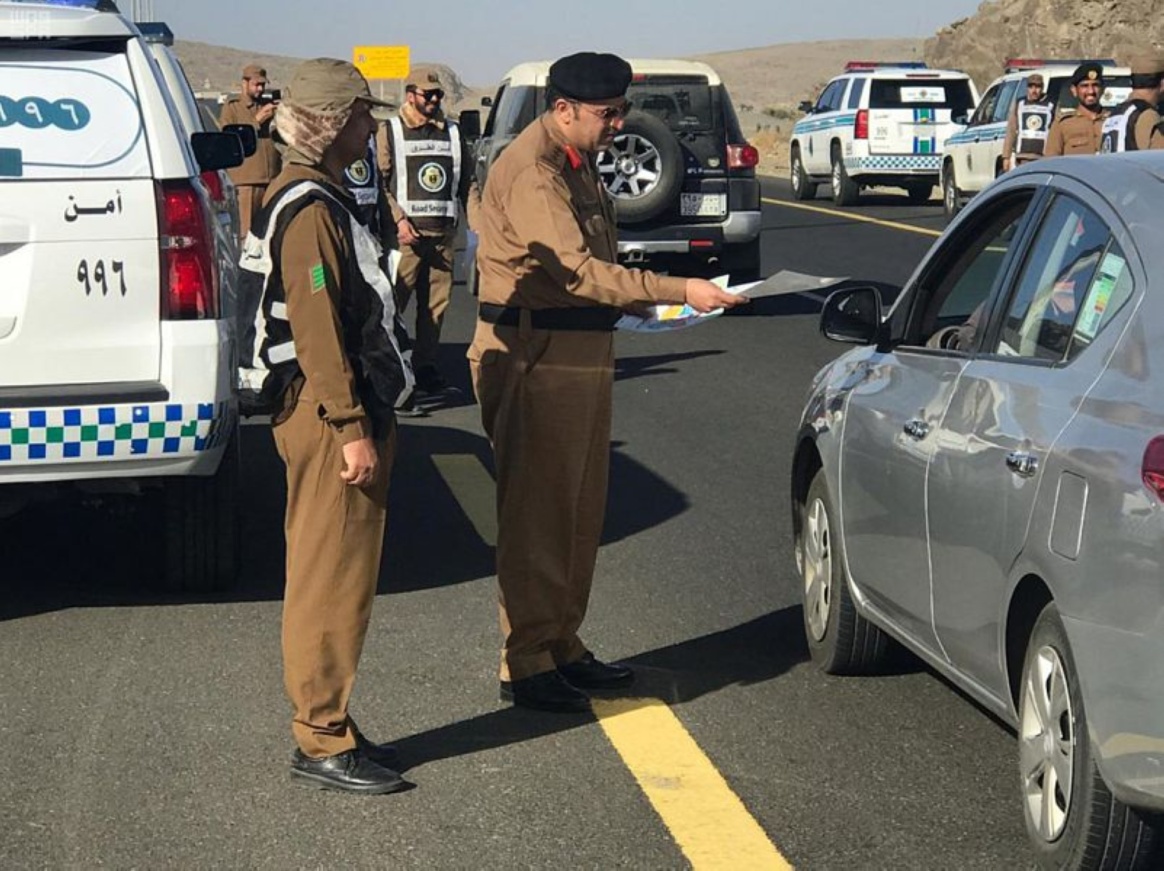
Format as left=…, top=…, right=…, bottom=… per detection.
left=614, top=350, right=724, bottom=382
left=391, top=607, right=808, bottom=773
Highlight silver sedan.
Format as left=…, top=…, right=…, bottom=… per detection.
left=792, top=151, right=1164, bottom=870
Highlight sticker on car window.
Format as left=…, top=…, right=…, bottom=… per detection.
left=1074, top=251, right=1126, bottom=341
left=899, top=86, right=947, bottom=103
left=0, top=52, right=149, bottom=180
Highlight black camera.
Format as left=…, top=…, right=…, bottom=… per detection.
left=258, top=89, right=282, bottom=104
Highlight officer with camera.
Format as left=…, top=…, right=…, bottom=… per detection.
left=219, top=63, right=283, bottom=243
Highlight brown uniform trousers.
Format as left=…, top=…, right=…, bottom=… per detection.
left=396, top=233, right=454, bottom=372
left=219, top=97, right=281, bottom=243
left=470, top=116, right=687, bottom=682
left=273, top=388, right=395, bottom=758
left=236, top=184, right=266, bottom=242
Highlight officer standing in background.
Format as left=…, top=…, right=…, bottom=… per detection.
left=255, top=58, right=413, bottom=794
left=1100, top=54, right=1164, bottom=152
left=377, top=73, right=472, bottom=400
left=1002, top=73, right=1053, bottom=170
left=219, top=64, right=282, bottom=243
left=470, top=52, right=745, bottom=713
left=1045, top=62, right=1108, bottom=156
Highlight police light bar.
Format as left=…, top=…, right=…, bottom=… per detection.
left=137, top=21, right=174, bottom=45
left=1004, top=58, right=1117, bottom=72
left=844, top=61, right=928, bottom=71
left=5, top=0, right=120, bottom=9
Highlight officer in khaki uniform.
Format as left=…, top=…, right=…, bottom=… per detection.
left=219, top=64, right=282, bottom=242
left=1002, top=73, right=1053, bottom=170
left=470, top=52, right=745, bottom=713
left=259, top=59, right=412, bottom=794
left=1045, top=62, right=1108, bottom=156
left=1100, top=54, right=1164, bottom=152
left=376, top=74, right=472, bottom=398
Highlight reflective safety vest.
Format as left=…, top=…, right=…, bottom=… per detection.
left=387, top=116, right=462, bottom=229
left=1100, top=99, right=1154, bottom=153
left=343, top=136, right=382, bottom=232
left=1015, top=98, right=1054, bottom=156
left=236, top=180, right=413, bottom=421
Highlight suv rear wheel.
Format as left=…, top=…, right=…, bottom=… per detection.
left=598, top=110, right=684, bottom=224
left=830, top=145, right=859, bottom=207
left=942, top=163, right=962, bottom=218
left=904, top=181, right=932, bottom=205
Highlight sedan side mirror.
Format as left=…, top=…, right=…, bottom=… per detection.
left=191, top=131, right=244, bottom=172
left=222, top=123, right=257, bottom=158
left=820, top=286, right=883, bottom=344
left=798, top=100, right=815, bottom=114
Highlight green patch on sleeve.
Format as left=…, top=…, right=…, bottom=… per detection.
left=310, top=262, right=327, bottom=294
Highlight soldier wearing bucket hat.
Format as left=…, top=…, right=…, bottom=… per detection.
left=219, top=63, right=283, bottom=243
left=469, top=52, right=746, bottom=714
left=1003, top=72, right=1053, bottom=170
left=1100, top=53, right=1164, bottom=152
left=1045, top=62, right=1109, bottom=156
left=247, top=58, right=413, bottom=794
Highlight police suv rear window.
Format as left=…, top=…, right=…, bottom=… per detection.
left=0, top=43, right=150, bottom=180
left=869, top=78, right=975, bottom=116
left=627, top=76, right=713, bottom=132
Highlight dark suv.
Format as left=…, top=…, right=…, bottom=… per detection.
left=467, top=58, right=762, bottom=291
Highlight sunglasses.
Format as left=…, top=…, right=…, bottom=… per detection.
left=569, top=100, right=632, bottom=121
left=416, top=88, right=444, bottom=102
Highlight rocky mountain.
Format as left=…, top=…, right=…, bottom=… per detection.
left=925, top=0, right=1164, bottom=89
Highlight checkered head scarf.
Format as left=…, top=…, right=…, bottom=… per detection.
left=273, top=101, right=351, bottom=166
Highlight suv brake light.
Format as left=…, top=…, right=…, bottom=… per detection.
left=726, top=143, right=759, bottom=170
left=1143, top=437, right=1164, bottom=501
left=158, top=180, right=219, bottom=320
left=855, top=109, right=869, bottom=140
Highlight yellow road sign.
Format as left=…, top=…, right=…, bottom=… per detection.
left=353, top=45, right=410, bottom=80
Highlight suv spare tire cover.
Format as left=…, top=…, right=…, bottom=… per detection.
left=600, top=110, right=685, bottom=225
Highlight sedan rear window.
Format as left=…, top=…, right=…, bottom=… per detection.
left=0, top=46, right=149, bottom=180
left=869, top=78, right=976, bottom=118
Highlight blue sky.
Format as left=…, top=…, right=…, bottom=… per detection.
left=152, top=0, right=986, bottom=86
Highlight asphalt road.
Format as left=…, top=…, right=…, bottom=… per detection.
left=0, top=180, right=1038, bottom=869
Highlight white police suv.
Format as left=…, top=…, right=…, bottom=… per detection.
left=0, top=0, right=246, bottom=591
left=790, top=61, right=978, bottom=206
left=940, top=59, right=1132, bottom=217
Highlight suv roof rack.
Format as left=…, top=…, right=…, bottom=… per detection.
left=844, top=61, right=928, bottom=72
left=136, top=21, right=173, bottom=45
left=1003, top=58, right=1117, bottom=72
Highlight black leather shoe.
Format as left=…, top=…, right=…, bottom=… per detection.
left=500, top=670, right=591, bottom=713
left=350, top=724, right=400, bottom=769
left=290, top=748, right=411, bottom=795
left=558, top=653, right=634, bottom=689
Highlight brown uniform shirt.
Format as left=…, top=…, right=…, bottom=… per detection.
left=476, top=114, right=687, bottom=310
left=264, top=164, right=371, bottom=445
left=218, top=96, right=282, bottom=186
left=1044, top=109, right=1108, bottom=156
left=1131, top=105, right=1164, bottom=149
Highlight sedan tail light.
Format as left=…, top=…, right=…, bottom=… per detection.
left=1143, top=436, right=1164, bottom=501
left=157, top=180, right=219, bottom=320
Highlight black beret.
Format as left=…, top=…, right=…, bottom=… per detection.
left=548, top=52, right=632, bottom=102
left=1071, top=62, right=1105, bottom=85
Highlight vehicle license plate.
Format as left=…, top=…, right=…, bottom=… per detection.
left=680, top=193, right=727, bottom=217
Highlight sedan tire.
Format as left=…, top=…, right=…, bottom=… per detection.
left=800, top=470, right=891, bottom=674
left=1019, top=604, right=1163, bottom=870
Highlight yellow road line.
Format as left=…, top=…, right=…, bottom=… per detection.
left=431, top=454, right=498, bottom=546
left=762, top=196, right=942, bottom=238
left=593, top=697, right=793, bottom=870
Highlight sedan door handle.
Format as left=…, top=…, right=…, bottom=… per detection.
left=903, top=419, right=930, bottom=440
left=1006, top=451, right=1039, bottom=477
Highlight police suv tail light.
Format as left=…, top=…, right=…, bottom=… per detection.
left=1142, top=436, right=1164, bottom=501
left=158, top=180, right=219, bottom=320
left=855, top=110, right=869, bottom=140
left=727, top=143, right=760, bottom=170
left=200, top=170, right=225, bottom=203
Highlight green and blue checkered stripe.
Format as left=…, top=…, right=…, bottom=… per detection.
left=849, top=155, right=942, bottom=172
left=0, top=401, right=232, bottom=464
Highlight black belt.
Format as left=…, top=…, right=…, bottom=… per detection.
left=478, top=303, right=620, bottom=332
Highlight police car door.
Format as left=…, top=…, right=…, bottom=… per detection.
left=968, top=77, right=1018, bottom=192
left=0, top=36, right=162, bottom=389
left=805, top=80, right=846, bottom=175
